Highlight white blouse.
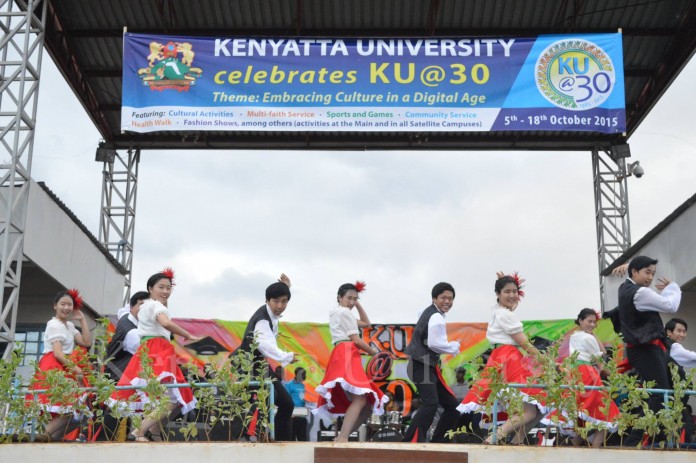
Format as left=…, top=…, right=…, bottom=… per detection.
left=569, top=331, right=603, bottom=362
left=329, top=306, right=359, bottom=344
left=486, top=304, right=524, bottom=345
left=136, top=299, right=171, bottom=338
left=43, top=318, right=79, bottom=354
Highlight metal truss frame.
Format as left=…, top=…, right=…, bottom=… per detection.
left=0, top=0, right=46, bottom=360
left=98, top=148, right=139, bottom=306
left=592, top=146, right=631, bottom=310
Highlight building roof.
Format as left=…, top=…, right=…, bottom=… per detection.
left=44, top=0, right=696, bottom=151
left=601, top=190, right=696, bottom=276
left=36, top=182, right=129, bottom=276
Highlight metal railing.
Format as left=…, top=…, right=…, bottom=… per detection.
left=14, top=380, right=276, bottom=442
left=487, top=382, right=696, bottom=445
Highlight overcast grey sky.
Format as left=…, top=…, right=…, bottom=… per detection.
left=31, top=52, right=696, bottom=324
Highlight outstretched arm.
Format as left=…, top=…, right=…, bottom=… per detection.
left=156, top=312, right=202, bottom=341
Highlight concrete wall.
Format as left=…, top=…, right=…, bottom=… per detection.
left=2, top=442, right=695, bottom=463
left=23, top=180, right=124, bottom=315
left=602, top=202, right=696, bottom=354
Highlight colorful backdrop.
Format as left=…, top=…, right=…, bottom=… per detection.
left=141, top=318, right=622, bottom=415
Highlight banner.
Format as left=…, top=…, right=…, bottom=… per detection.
left=122, top=33, right=625, bottom=134
left=111, top=317, right=621, bottom=415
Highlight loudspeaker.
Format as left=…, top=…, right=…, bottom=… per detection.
left=165, top=421, right=209, bottom=441
left=205, top=416, right=246, bottom=441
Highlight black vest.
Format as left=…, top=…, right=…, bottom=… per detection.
left=234, top=305, right=273, bottom=375
left=105, top=315, right=138, bottom=380
left=404, top=304, right=442, bottom=366
left=618, top=279, right=665, bottom=345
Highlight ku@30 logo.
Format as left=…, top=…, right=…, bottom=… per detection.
left=536, top=39, right=615, bottom=111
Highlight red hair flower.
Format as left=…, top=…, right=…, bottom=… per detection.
left=511, top=272, right=525, bottom=298
left=161, top=267, right=176, bottom=285
left=354, top=281, right=366, bottom=293
left=66, top=288, right=83, bottom=311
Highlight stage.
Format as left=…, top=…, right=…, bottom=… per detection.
left=3, top=441, right=693, bottom=463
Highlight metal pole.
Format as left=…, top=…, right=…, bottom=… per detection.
left=592, top=146, right=631, bottom=310
left=0, top=0, right=47, bottom=360
left=98, top=148, right=139, bottom=305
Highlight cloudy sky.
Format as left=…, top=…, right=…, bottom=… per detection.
left=31, top=52, right=696, bottom=325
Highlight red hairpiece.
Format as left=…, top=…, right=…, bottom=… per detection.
left=595, top=310, right=601, bottom=320
left=511, top=272, right=525, bottom=298
left=161, top=267, right=176, bottom=285
left=66, top=288, right=83, bottom=311
left=354, top=281, right=366, bottom=293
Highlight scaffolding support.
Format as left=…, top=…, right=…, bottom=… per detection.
left=592, top=146, right=632, bottom=310
left=98, top=148, right=139, bottom=306
left=0, top=0, right=46, bottom=360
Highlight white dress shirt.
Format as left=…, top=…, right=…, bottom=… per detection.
left=123, top=313, right=141, bottom=354
left=631, top=279, right=681, bottom=313
left=426, top=307, right=460, bottom=355
left=670, top=342, right=696, bottom=368
left=254, top=305, right=294, bottom=366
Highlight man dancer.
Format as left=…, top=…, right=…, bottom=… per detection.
left=105, top=291, right=149, bottom=381
left=402, top=282, right=461, bottom=442
left=618, top=256, right=681, bottom=446
left=235, top=275, right=296, bottom=441
left=664, top=318, right=696, bottom=442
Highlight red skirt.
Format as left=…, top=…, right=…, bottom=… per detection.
left=108, top=337, right=197, bottom=414
left=313, top=342, right=388, bottom=419
left=543, top=364, right=619, bottom=433
left=26, top=350, right=91, bottom=416
left=457, top=345, right=546, bottom=419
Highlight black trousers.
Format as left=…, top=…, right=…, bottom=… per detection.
left=291, top=416, right=308, bottom=441
left=246, top=379, right=294, bottom=441
left=402, top=358, right=460, bottom=443
left=272, top=380, right=294, bottom=441
left=625, top=343, right=671, bottom=442
left=669, top=359, right=696, bottom=442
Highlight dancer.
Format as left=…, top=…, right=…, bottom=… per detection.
left=314, top=281, right=386, bottom=443
left=663, top=318, right=696, bottom=442
left=559, top=309, right=619, bottom=447
left=618, top=256, right=681, bottom=446
left=28, top=289, right=92, bottom=440
left=234, top=274, right=296, bottom=441
left=402, top=282, right=461, bottom=443
left=105, top=291, right=149, bottom=381
left=458, top=273, right=545, bottom=444
left=109, top=268, right=201, bottom=442
left=665, top=318, right=696, bottom=368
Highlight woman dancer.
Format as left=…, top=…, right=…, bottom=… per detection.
left=313, top=282, right=387, bottom=442
left=109, top=268, right=201, bottom=441
left=458, top=272, right=546, bottom=444
left=28, top=289, right=92, bottom=440
left=562, top=308, right=619, bottom=446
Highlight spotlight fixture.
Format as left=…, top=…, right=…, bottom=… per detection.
left=95, top=143, right=117, bottom=163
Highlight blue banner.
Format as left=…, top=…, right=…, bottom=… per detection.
left=122, top=33, right=625, bottom=133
